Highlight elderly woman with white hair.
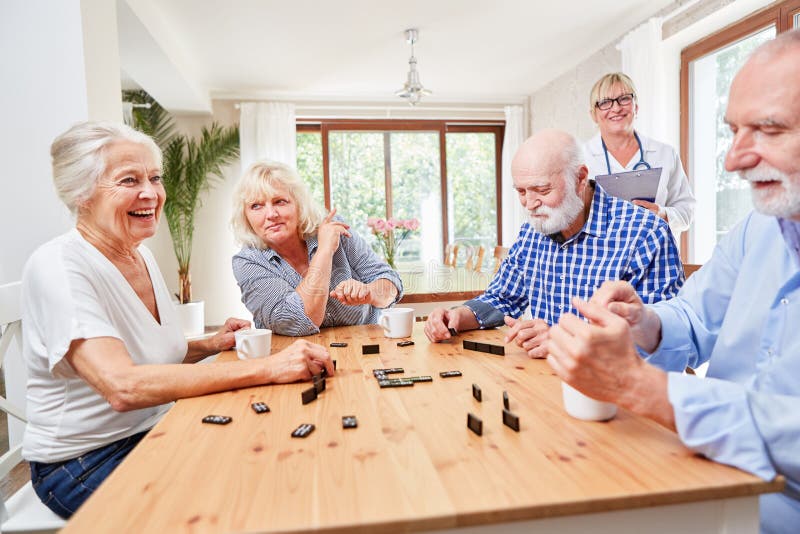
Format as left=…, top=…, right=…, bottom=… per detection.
left=231, top=161, right=403, bottom=336
left=21, top=122, right=333, bottom=519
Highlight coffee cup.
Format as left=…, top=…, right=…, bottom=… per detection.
left=379, top=307, right=414, bottom=338
left=561, top=382, right=617, bottom=421
left=234, top=328, right=272, bottom=360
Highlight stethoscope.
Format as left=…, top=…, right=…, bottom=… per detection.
left=601, top=131, right=651, bottom=174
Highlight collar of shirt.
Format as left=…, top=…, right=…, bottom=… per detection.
left=557, top=183, right=607, bottom=245
left=778, top=217, right=800, bottom=265
left=261, top=234, right=319, bottom=263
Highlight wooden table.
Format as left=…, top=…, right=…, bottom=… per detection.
left=61, top=324, right=782, bottom=534
left=398, top=265, right=491, bottom=304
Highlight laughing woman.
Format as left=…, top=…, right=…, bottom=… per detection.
left=21, top=122, right=333, bottom=519
left=231, top=161, right=403, bottom=336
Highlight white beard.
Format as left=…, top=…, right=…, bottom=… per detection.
left=528, top=186, right=585, bottom=235
left=741, top=164, right=800, bottom=219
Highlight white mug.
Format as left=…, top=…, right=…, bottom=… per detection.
left=561, top=382, right=617, bottom=421
left=379, top=307, right=414, bottom=338
left=234, top=328, right=272, bottom=360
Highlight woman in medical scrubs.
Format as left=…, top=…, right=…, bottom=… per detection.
left=583, top=72, right=695, bottom=236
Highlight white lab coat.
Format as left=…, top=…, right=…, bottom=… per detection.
left=583, top=132, right=696, bottom=236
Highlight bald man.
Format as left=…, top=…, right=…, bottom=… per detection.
left=424, top=129, right=683, bottom=354
left=548, top=30, right=800, bottom=533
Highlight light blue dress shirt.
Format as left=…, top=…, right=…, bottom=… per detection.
left=647, top=212, right=800, bottom=534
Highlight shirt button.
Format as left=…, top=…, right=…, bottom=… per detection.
left=780, top=298, right=789, bottom=305
left=560, top=275, right=565, bottom=280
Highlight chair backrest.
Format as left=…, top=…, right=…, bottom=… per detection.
left=465, top=245, right=485, bottom=273
left=0, top=282, right=27, bottom=499
left=492, top=246, right=509, bottom=274
left=0, top=282, right=27, bottom=449
left=444, top=244, right=460, bottom=268
left=0, top=282, right=66, bottom=532
left=683, top=263, right=702, bottom=278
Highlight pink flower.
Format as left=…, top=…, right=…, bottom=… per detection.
left=373, top=219, right=388, bottom=232
left=366, top=217, right=379, bottom=229
left=387, top=218, right=400, bottom=230
left=403, top=218, right=420, bottom=231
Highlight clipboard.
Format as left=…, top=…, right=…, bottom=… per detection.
left=594, top=167, right=662, bottom=203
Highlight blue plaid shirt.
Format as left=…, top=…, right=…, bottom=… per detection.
left=466, top=184, right=684, bottom=327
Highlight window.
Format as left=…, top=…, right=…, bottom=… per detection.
left=681, top=0, right=799, bottom=262
left=296, top=120, right=504, bottom=267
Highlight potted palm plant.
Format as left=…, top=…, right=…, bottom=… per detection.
left=124, top=90, right=240, bottom=336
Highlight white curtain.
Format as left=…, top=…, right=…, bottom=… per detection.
left=617, top=17, right=667, bottom=142
left=501, top=105, right=527, bottom=246
left=239, top=102, right=296, bottom=171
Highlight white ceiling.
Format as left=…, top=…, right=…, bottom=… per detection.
left=119, top=0, right=675, bottom=113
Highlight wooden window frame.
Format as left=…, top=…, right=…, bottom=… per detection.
left=679, top=0, right=800, bottom=259
left=296, top=119, right=505, bottom=259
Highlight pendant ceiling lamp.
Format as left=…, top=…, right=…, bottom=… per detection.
left=395, top=28, right=432, bottom=106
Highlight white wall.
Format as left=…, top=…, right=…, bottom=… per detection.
left=0, top=0, right=122, bottom=285
left=530, top=42, right=621, bottom=142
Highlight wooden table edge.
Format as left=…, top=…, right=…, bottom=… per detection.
left=400, top=290, right=483, bottom=303
left=234, top=476, right=785, bottom=534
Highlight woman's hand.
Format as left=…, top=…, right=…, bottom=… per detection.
left=632, top=200, right=666, bottom=221
left=209, top=318, right=251, bottom=352
left=185, top=318, right=251, bottom=362
left=266, top=339, right=334, bottom=383
left=316, top=209, right=351, bottom=256
left=330, top=279, right=371, bottom=306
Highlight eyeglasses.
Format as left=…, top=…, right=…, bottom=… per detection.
left=595, top=93, right=635, bottom=110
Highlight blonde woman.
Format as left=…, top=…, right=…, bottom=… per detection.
left=231, top=161, right=403, bottom=336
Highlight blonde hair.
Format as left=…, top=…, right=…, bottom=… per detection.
left=51, top=121, right=162, bottom=215
left=589, top=72, right=637, bottom=121
left=231, top=160, right=325, bottom=248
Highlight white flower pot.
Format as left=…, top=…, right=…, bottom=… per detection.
left=175, top=300, right=205, bottom=338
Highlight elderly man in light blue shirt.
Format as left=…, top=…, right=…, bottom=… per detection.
left=546, top=29, right=800, bottom=534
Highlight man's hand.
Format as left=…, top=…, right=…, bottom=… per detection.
left=504, top=316, right=549, bottom=358
left=589, top=281, right=662, bottom=352
left=547, top=297, right=675, bottom=429
left=424, top=308, right=456, bottom=342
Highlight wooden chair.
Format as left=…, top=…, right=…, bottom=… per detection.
left=0, top=282, right=65, bottom=533
left=465, top=246, right=485, bottom=273
left=683, top=263, right=702, bottom=278
left=443, top=243, right=460, bottom=268
left=492, top=246, right=509, bottom=274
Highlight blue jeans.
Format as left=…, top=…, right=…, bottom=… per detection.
left=29, top=430, right=148, bottom=518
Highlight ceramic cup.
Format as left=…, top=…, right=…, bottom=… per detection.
left=234, top=328, right=272, bottom=360
left=561, top=382, right=617, bottom=421
left=379, top=307, right=414, bottom=338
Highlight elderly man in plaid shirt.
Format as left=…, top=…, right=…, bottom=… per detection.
left=424, top=128, right=683, bottom=357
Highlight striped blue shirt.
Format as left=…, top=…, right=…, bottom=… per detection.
left=466, top=184, right=684, bottom=327
left=232, top=226, right=403, bottom=336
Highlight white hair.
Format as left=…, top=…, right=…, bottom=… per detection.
left=50, top=121, right=162, bottom=215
